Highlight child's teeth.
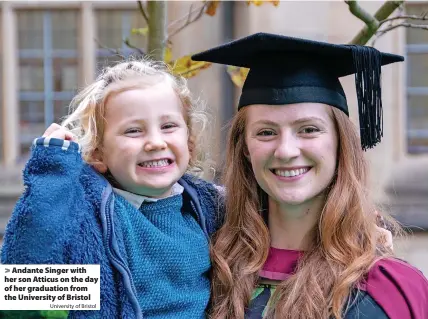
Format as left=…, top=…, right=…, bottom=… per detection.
left=140, top=159, right=169, bottom=168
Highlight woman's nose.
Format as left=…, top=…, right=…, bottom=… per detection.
left=273, top=134, right=301, bottom=161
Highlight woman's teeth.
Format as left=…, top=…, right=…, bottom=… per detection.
left=274, top=168, right=309, bottom=177
left=139, top=159, right=169, bottom=168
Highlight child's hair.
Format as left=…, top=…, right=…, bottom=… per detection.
left=61, top=58, right=209, bottom=176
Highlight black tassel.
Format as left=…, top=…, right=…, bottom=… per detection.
left=349, top=45, right=383, bottom=151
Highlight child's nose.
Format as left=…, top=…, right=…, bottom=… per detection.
left=143, top=133, right=167, bottom=152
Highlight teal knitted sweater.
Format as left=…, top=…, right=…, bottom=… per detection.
left=114, top=193, right=211, bottom=318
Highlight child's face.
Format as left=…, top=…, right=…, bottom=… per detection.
left=99, top=83, right=190, bottom=198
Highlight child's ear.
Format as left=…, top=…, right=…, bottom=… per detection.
left=91, top=148, right=108, bottom=174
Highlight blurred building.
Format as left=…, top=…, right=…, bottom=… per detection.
left=0, top=1, right=427, bottom=269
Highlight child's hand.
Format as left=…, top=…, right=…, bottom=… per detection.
left=42, top=123, right=77, bottom=142
left=376, top=225, right=393, bottom=250
left=375, top=210, right=393, bottom=250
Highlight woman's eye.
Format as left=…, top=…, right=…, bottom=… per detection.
left=257, top=130, right=276, bottom=136
left=301, top=127, right=320, bottom=134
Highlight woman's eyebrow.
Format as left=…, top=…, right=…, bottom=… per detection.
left=251, top=119, right=279, bottom=126
left=251, top=117, right=327, bottom=126
left=291, top=116, right=327, bottom=125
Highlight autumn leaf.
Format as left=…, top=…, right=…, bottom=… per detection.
left=205, top=1, right=220, bottom=16
left=247, top=0, right=263, bottom=5
left=169, top=55, right=212, bottom=78
left=131, top=27, right=149, bottom=36
left=227, top=66, right=249, bottom=88
left=164, top=46, right=173, bottom=64
left=247, top=0, right=280, bottom=6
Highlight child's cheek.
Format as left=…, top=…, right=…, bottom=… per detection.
left=120, top=140, right=143, bottom=158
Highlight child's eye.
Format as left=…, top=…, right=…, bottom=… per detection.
left=257, top=129, right=276, bottom=136
left=162, top=123, right=178, bottom=130
left=125, top=128, right=141, bottom=134
left=300, top=126, right=320, bottom=134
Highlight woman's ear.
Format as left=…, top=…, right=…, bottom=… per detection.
left=91, top=148, right=108, bottom=174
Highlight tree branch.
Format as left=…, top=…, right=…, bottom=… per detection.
left=378, top=22, right=428, bottom=36
left=124, top=38, right=146, bottom=56
left=378, top=12, right=428, bottom=27
left=94, top=38, right=125, bottom=59
left=167, top=3, right=208, bottom=30
left=347, top=0, right=404, bottom=45
left=137, top=1, right=149, bottom=25
left=373, top=0, right=405, bottom=21
left=372, top=11, right=428, bottom=46
left=147, top=1, right=167, bottom=61
left=345, top=0, right=379, bottom=30
left=167, top=2, right=208, bottom=41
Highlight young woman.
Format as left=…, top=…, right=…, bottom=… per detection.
left=192, top=33, right=428, bottom=319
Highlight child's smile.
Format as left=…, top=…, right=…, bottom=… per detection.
left=98, top=82, right=190, bottom=198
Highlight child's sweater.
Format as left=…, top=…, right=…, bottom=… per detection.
left=1, top=137, right=224, bottom=318
left=115, top=194, right=210, bottom=318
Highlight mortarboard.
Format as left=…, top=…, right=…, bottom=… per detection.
left=191, top=32, right=404, bottom=150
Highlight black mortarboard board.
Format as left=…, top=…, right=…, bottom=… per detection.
left=191, top=32, right=404, bottom=150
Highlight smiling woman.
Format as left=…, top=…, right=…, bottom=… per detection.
left=192, top=33, right=428, bottom=319
left=245, top=103, right=337, bottom=209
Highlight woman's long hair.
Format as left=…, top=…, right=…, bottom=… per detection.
left=210, top=107, right=397, bottom=319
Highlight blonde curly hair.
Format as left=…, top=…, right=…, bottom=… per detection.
left=61, top=58, right=209, bottom=176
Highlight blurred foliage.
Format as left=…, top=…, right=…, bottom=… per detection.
left=126, top=0, right=280, bottom=86
left=128, top=0, right=410, bottom=88
left=0, top=310, right=68, bottom=319
left=247, top=0, right=280, bottom=6
left=205, top=1, right=220, bottom=16
left=167, top=50, right=212, bottom=79
left=227, top=66, right=250, bottom=88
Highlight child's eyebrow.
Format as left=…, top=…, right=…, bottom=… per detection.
left=160, top=114, right=183, bottom=121
left=122, top=113, right=183, bottom=124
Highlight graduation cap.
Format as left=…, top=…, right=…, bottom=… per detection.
left=191, top=32, right=404, bottom=150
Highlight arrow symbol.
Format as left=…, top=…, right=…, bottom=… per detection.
left=5, top=268, right=10, bottom=273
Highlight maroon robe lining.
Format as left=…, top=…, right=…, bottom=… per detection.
left=260, top=247, right=428, bottom=319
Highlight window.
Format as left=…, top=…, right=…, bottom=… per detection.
left=96, top=10, right=146, bottom=73
left=406, top=4, right=428, bottom=154
left=17, top=10, right=79, bottom=158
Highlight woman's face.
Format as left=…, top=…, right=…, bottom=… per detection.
left=245, top=103, right=338, bottom=206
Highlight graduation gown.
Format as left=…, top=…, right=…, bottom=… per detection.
left=246, top=247, right=428, bottom=319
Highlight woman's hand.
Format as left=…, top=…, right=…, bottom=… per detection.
left=42, top=123, right=77, bottom=142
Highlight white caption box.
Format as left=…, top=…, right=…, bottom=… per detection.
left=0, top=265, right=100, bottom=311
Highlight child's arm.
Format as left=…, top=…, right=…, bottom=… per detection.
left=1, top=127, right=88, bottom=264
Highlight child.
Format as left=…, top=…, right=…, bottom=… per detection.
left=1, top=59, right=223, bottom=319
